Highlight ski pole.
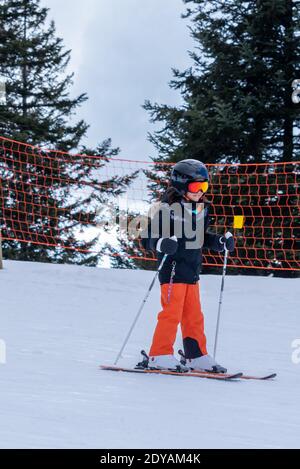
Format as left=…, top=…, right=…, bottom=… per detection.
left=114, top=253, right=168, bottom=366
left=213, top=247, right=229, bottom=360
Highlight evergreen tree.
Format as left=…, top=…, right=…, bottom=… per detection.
left=0, top=0, right=136, bottom=264
left=139, top=0, right=300, bottom=276
left=144, top=0, right=300, bottom=165
left=0, top=0, right=88, bottom=148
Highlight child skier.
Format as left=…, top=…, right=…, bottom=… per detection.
left=141, top=159, right=234, bottom=373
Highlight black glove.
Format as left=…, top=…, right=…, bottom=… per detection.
left=220, top=232, right=235, bottom=252
left=156, top=236, right=178, bottom=255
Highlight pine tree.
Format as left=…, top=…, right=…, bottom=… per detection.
left=139, top=0, right=300, bottom=276
left=0, top=0, right=136, bottom=264
left=144, top=0, right=300, bottom=165
left=0, top=0, right=88, bottom=148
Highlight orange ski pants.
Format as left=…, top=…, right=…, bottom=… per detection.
left=149, top=282, right=208, bottom=357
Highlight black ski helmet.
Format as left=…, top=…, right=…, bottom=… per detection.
left=170, top=159, right=209, bottom=195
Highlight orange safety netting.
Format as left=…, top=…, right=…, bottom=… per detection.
left=0, top=136, right=299, bottom=271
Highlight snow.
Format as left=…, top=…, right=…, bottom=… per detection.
left=0, top=260, right=299, bottom=449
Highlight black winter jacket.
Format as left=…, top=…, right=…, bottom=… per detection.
left=141, top=196, right=224, bottom=284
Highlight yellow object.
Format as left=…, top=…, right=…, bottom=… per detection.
left=233, top=215, right=245, bottom=229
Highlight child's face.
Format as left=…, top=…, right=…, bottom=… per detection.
left=185, top=190, right=204, bottom=202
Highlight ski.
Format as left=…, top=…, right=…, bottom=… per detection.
left=189, top=369, right=277, bottom=380
left=100, top=365, right=243, bottom=381
left=177, top=350, right=276, bottom=381
left=239, top=373, right=277, bottom=380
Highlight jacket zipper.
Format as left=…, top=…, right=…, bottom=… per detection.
left=167, top=260, right=176, bottom=304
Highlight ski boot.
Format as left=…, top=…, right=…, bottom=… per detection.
left=136, top=350, right=188, bottom=372
left=179, top=349, right=227, bottom=373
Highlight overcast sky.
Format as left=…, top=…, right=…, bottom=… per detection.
left=43, top=0, right=194, bottom=161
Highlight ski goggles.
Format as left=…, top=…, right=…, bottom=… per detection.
left=187, top=181, right=209, bottom=194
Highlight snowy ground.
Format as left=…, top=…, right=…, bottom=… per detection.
left=0, top=260, right=299, bottom=449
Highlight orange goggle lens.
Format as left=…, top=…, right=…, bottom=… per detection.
left=187, top=181, right=209, bottom=194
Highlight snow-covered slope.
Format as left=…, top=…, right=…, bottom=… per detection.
left=0, top=260, right=299, bottom=449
